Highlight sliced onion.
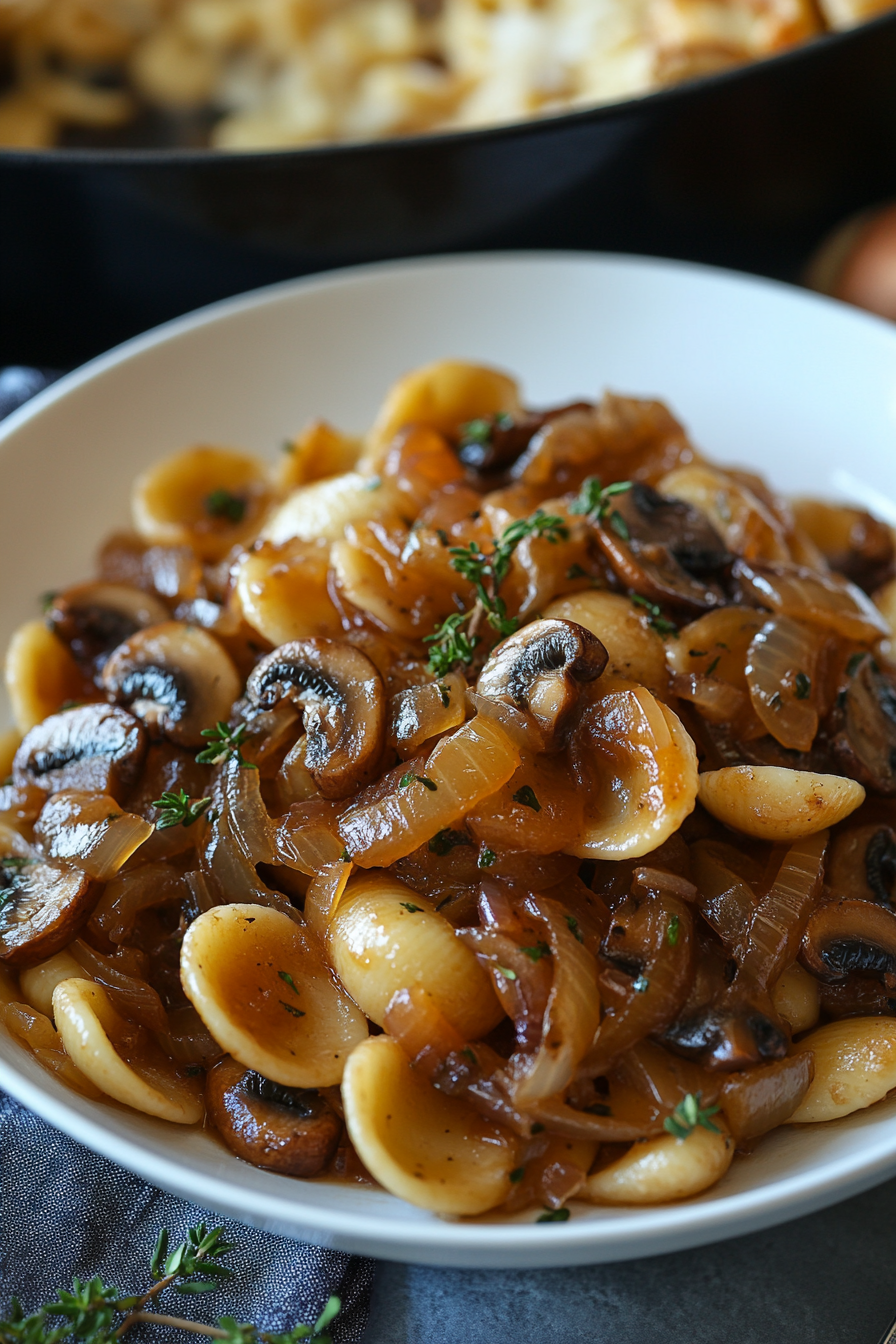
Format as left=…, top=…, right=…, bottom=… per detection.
left=689, top=841, right=757, bottom=953
left=89, top=861, right=188, bottom=944
left=35, top=791, right=153, bottom=881
left=739, top=829, right=828, bottom=989
left=504, top=895, right=601, bottom=1107
left=70, top=937, right=168, bottom=1033
left=744, top=616, right=823, bottom=751
left=390, top=673, right=467, bottom=759
left=222, top=760, right=276, bottom=867
left=202, top=763, right=298, bottom=919
left=734, top=558, right=889, bottom=642
left=338, top=715, right=520, bottom=869
left=671, top=672, right=747, bottom=725
left=304, top=859, right=353, bottom=939
left=155, top=1003, right=223, bottom=1066
left=464, top=690, right=547, bottom=753
left=184, top=869, right=218, bottom=913
left=276, top=737, right=320, bottom=808
left=276, top=799, right=346, bottom=875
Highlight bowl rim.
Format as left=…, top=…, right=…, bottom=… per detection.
left=3, top=249, right=896, bottom=1265
left=2, top=8, right=896, bottom=168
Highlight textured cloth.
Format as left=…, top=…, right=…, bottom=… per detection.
left=0, top=1091, right=374, bottom=1340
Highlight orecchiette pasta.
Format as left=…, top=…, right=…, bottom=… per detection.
left=5, top=357, right=896, bottom=1223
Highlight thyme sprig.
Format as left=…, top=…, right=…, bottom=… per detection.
left=570, top=476, right=632, bottom=529
left=196, top=723, right=257, bottom=770
left=425, top=508, right=569, bottom=675
left=664, top=1092, right=721, bottom=1140
left=0, top=1224, right=341, bottom=1344
left=152, top=790, right=212, bottom=830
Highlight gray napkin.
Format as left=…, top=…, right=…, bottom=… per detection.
left=0, top=1090, right=374, bottom=1341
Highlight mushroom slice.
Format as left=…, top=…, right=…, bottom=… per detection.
left=828, top=653, right=896, bottom=795
left=570, top=680, right=699, bottom=859
left=592, top=483, right=729, bottom=613
left=246, top=638, right=385, bottom=800
left=205, top=1056, right=342, bottom=1176
left=13, top=704, right=147, bottom=797
left=827, top=823, right=896, bottom=905
left=102, top=622, right=240, bottom=747
left=180, top=903, right=368, bottom=1088
left=476, top=619, right=608, bottom=750
left=46, top=583, right=170, bottom=676
left=697, top=766, right=865, bottom=841
left=342, top=1034, right=520, bottom=1215
left=0, top=858, right=97, bottom=967
left=800, top=898, right=896, bottom=984
left=52, top=978, right=204, bottom=1123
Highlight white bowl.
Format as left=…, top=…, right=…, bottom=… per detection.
left=3, top=253, right=896, bottom=1268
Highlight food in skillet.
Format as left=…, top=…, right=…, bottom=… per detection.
left=0, top=0, right=893, bottom=151
left=3, top=358, right=896, bottom=1219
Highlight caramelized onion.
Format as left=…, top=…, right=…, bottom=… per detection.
left=35, top=791, right=153, bottom=881
left=338, top=716, right=520, bottom=869
left=389, top=673, right=466, bottom=758
left=276, top=799, right=345, bottom=875
left=671, top=673, right=747, bottom=725
left=3, top=1000, right=102, bottom=1099
left=690, top=841, right=756, bottom=953
left=739, top=829, right=828, bottom=990
left=303, top=859, right=353, bottom=939
left=70, top=937, right=168, bottom=1033
left=734, top=559, right=889, bottom=642
left=89, top=861, right=188, bottom=944
left=744, top=616, right=823, bottom=751
left=720, top=1054, right=814, bottom=1138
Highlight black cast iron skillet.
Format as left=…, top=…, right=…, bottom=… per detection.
left=4, top=10, right=896, bottom=367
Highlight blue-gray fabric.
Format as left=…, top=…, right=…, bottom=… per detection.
left=0, top=1092, right=374, bottom=1340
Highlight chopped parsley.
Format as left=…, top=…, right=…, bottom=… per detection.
left=152, top=789, right=212, bottom=830
left=279, top=1001, right=306, bottom=1019
left=521, top=942, right=551, bottom=962
left=667, top=914, right=680, bottom=947
left=478, top=848, right=497, bottom=869
left=429, top=829, right=472, bottom=856
left=196, top=721, right=257, bottom=769
left=205, top=489, right=246, bottom=523
left=629, top=593, right=678, bottom=637
left=664, top=1092, right=721, bottom=1140
left=400, top=902, right=423, bottom=913
left=512, top=785, right=541, bottom=812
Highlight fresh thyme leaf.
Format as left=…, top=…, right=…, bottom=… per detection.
left=663, top=1091, right=721, bottom=1140
left=632, top=974, right=649, bottom=993
left=512, top=785, right=541, bottom=811
left=152, top=789, right=212, bottom=830
left=150, top=1228, right=169, bottom=1279
left=667, top=914, right=680, bottom=947
left=521, top=942, right=550, bottom=962
left=509, top=1167, right=526, bottom=1183
left=340, top=848, right=352, bottom=862
left=278, top=971, right=300, bottom=995
left=794, top=671, right=811, bottom=699
left=205, top=489, right=246, bottom=524
left=437, top=682, right=451, bottom=708
left=400, top=902, right=423, bottom=913
left=705, top=655, right=720, bottom=678
left=536, top=1208, right=570, bottom=1223
left=418, top=776, right=437, bottom=791
left=565, top=563, right=587, bottom=581
left=609, top=511, right=630, bottom=541
left=398, top=771, right=415, bottom=789
left=629, top=593, right=678, bottom=637
left=461, top=1046, right=477, bottom=1065
left=459, top=417, right=493, bottom=446
left=429, top=828, right=471, bottom=856
left=478, top=848, right=497, bottom=869
left=566, top=915, right=584, bottom=943
left=279, top=1000, right=306, bottom=1018
left=40, top=591, right=58, bottom=614
left=496, top=965, right=517, bottom=981
left=399, top=773, right=437, bottom=791
left=196, top=721, right=257, bottom=770
left=424, top=611, right=478, bottom=677
left=570, top=476, right=633, bottom=522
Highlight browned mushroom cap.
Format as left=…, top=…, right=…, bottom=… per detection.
left=13, top=704, right=147, bottom=797
left=828, top=654, right=896, bottom=795
left=593, top=483, right=729, bottom=612
left=456, top=402, right=593, bottom=483
left=661, top=1000, right=788, bottom=1071
left=476, top=618, right=608, bottom=750
left=827, top=823, right=896, bottom=906
left=46, top=583, right=170, bottom=677
left=205, top=1055, right=342, bottom=1175
left=800, top=898, right=896, bottom=984
left=246, top=638, right=386, bottom=800
left=0, top=856, right=97, bottom=966
left=102, top=622, right=240, bottom=748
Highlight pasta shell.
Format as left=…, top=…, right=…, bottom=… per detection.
left=52, top=978, right=203, bottom=1123
left=261, top=472, right=391, bottom=545
left=543, top=590, right=668, bottom=693
left=132, top=445, right=274, bottom=562
left=19, top=950, right=83, bottom=1019
left=790, top=1017, right=896, bottom=1122
left=5, top=620, right=85, bottom=733
left=698, top=766, right=865, bottom=841
left=585, top=1125, right=733, bottom=1204
left=325, top=872, right=503, bottom=1037
left=180, top=903, right=368, bottom=1087
left=234, top=538, right=342, bottom=646
left=342, top=1034, right=519, bottom=1214
left=571, top=680, right=698, bottom=858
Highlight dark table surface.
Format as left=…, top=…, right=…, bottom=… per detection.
left=361, top=1177, right=896, bottom=1343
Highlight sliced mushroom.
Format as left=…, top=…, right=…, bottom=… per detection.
left=828, top=653, right=896, bottom=795
left=246, top=638, right=386, bottom=800
left=662, top=1000, right=788, bottom=1071
left=476, top=619, right=607, bottom=750
left=13, top=704, right=147, bottom=798
left=46, top=583, right=170, bottom=677
left=102, top=622, right=240, bottom=748
left=827, top=823, right=896, bottom=905
left=800, top=898, right=896, bottom=984
left=593, top=483, right=730, bottom=612
left=205, top=1056, right=342, bottom=1176
left=0, top=858, right=97, bottom=966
